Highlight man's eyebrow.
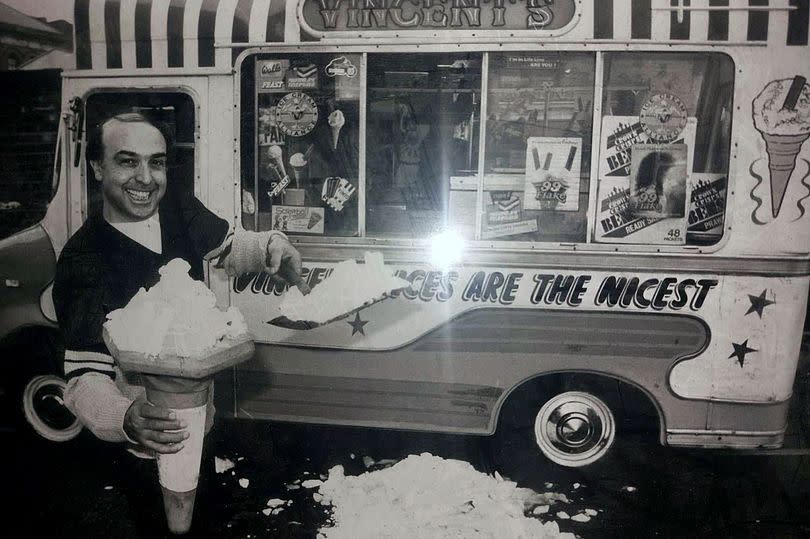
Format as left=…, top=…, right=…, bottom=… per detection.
left=114, top=150, right=167, bottom=159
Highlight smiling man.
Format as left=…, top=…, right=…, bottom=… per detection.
left=52, top=111, right=303, bottom=535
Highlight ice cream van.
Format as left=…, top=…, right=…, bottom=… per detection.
left=2, top=0, right=810, bottom=467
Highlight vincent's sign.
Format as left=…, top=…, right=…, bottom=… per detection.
left=299, top=0, right=579, bottom=35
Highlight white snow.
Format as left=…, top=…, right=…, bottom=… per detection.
left=215, top=457, right=236, bottom=474
left=277, top=252, right=410, bottom=324
left=302, top=479, right=324, bottom=489
left=533, top=505, right=550, bottom=515
left=585, top=509, right=598, bottom=516
left=104, top=258, right=248, bottom=357
left=266, top=498, right=288, bottom=508
left=621, top=485, right=637, bottom=493
left=571, top=513, right=590, bottom=523
left=556, top=512, right=571, bottom=520
left=239, top=478, right=250, bottom=488
left=315, top=453, right=575, bottom=539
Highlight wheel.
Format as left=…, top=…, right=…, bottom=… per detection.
left=534, top=391, right=615, bottom=467
left=22, top=374, right=81, bottom=442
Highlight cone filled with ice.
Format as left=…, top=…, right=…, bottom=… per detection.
left=103, top=259, right=254, bottom=534
left=753, top=76, right=810, bottom=217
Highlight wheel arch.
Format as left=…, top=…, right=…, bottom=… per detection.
left=492, top=369, right=667, bottom=445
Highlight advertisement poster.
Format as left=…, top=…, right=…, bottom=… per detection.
left=595, top=175, right=687, bottom=245
left=271, top=206, right=325, bottom=234
left=629, top=144, right=688, bottom=219
left=687, top=173, right=727, bottom=242
left=599, top=116, right=697, bottom=178
left=522, top=137, right=581, bottom=212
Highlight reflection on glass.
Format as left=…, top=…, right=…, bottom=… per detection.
left=365, top=53, right=482, bottom=238
left=481, top=52, right=595, bottom=243
left=243, top=53, right=361, bottom=237
left=598, top=52, right=733, bottom=246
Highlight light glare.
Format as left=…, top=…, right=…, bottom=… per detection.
left=430, top=230, right=465, bottom=269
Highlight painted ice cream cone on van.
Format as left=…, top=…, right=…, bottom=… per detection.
left=753, top=76, right=810, bottom=218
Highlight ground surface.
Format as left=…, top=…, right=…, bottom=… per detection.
left=3, top=359, right=810, bottom=538
left=3, top=417, right=809, bottom=537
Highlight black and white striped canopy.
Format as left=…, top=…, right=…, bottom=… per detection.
left=73, top=0, right=286, bottom=70
left=73, top=0, right=808, bottom=72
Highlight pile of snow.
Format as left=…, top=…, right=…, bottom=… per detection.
left=278, top=252, right=410, bottom=324
left=314, top=453, right=575, bottom=539
left=104, top=258, right=248, bottom=357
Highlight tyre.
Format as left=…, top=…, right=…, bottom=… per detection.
left=2, top=328, right=82, bottom=442
left=22, top=374, right=82, bottom=442
left=533, top=390, right=616, bottom=467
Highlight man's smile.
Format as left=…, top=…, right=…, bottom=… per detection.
left=125, top=188, right=155, bottom=204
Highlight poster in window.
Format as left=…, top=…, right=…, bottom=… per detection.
left=522, top=137, right=581, bottom=212
left=594, top=178, right=686, bottom=245
left=594, top=144, right=689, bottom=246
left=629, top=144, right=688, bottom=220
left=598, top=116, right=697, bottom=178
left=687, top=173, right=727, bottom=241
left=271, top=205, right=324, bottom=235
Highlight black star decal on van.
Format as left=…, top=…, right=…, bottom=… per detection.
left=348, top=312, right=368, bottom=336
left=746, top=290, right=775, bottom=318
left=729, top=340, right=757, bottom=368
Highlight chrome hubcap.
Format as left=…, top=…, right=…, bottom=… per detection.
left=535, top=391, right=615, bottom=467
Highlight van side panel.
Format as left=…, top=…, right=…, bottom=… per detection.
left=0, top=225, right=57, bottom=339
left=235, top=310, right=709, bottom=434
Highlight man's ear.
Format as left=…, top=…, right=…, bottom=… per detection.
left=89, top=160, right=103, bottom=181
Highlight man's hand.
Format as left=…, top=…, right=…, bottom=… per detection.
left=124, top=399, right=188, bottom=454
left=266, top=234, right=310, bottom=293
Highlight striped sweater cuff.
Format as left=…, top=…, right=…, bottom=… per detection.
left=207, top=228, right=288, bottom=275
left=64, top=349, right=115, bottom=380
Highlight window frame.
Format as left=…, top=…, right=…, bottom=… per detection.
left=234, top=44, right=736, bottom=255
left=79, top=87, right=201, bottom=223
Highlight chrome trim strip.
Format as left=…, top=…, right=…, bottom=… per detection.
left=291, top=243, right=810, bottom=277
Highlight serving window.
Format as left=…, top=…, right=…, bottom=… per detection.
left=240, top=49, right=733, bottom=249
left=366, top=53, right=482, bottom=238
left=240, top=53, right=361, bottom=236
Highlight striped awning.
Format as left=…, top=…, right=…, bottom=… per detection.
left=73, top=0, right=809, bottom=72
left=593, top=0, right=808, bottom=45
left=73, top=0, right=286, bottom=70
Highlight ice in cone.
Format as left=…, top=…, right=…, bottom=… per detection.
left=328, top=110, right=345, bottom=150
left=267, top=145, right=286, bottom=181
left=753, top=76, right=810, bottom=218
left=144, top=375, right=210, bottom=535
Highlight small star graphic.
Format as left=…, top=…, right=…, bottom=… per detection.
left=745, top=290, right=775, bottom=318
left=347, top=312, right=368, bottom=336
left=729, top=339, right=757, bottom=368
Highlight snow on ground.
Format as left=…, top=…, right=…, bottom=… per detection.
left=314, top=452, right=577, bottom=539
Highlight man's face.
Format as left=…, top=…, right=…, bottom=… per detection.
left=91, top=119, right=168, bottom=223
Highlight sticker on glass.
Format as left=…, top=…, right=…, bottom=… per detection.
left=639, top=93, right=688, bottom=143
left=325, top=56, right=358, bottom=78
left=275, top=92, right=319, bottom=137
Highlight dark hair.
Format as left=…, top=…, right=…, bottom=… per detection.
left=86, top=111, right=174, bottom=162
left=635, top=151, right=675, bottom=193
